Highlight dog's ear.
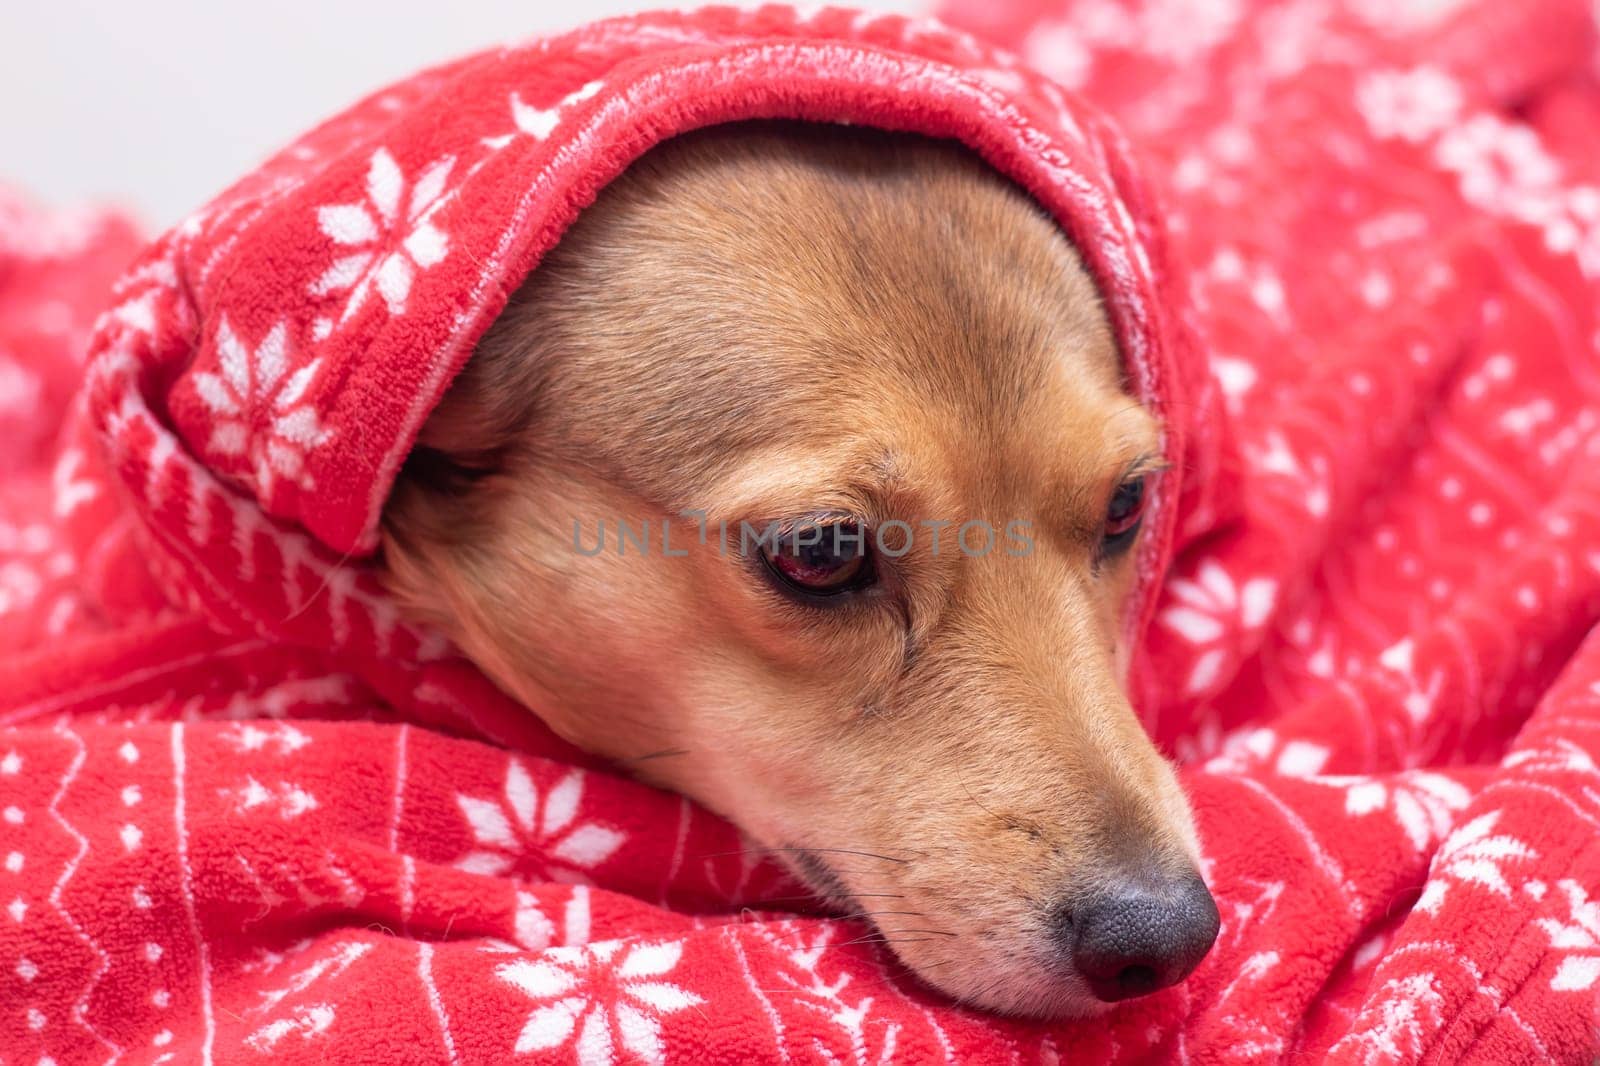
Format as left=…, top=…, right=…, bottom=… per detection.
left=406, top=288, right=551, bottom=480
left=380, top=282, right=554, bottom=609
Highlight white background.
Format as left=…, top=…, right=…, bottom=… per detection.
left=3, top=0, right=913, bottom=229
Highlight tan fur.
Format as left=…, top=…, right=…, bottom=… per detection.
left=382, top=122, right=1199, bottom=1017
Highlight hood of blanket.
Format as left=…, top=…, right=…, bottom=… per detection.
left=82, top=5, right=1226, bottom=713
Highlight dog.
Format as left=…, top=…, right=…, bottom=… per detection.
left=381, top=121, right=1218, bottom=1018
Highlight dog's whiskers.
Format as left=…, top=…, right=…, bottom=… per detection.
left=749, top=892, right=905, bottom=905
left=618, top=747, right=691, bottom=762
left=912, top=958, right=961, bottom=974
left=834, top=929, right=957, bottom=949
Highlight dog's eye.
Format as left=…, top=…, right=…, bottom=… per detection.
left=762, top=521, right=874, bottom=596
left=1103, top=475, right=1147, bottom=552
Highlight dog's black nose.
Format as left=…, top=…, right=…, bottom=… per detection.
left=1069, top=874, right=1219, bottom=1002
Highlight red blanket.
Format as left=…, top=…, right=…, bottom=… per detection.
left=4, top=3, right=1600, bottom=1063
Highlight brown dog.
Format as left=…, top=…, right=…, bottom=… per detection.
left=381, top=121, right=1216, bottom=1018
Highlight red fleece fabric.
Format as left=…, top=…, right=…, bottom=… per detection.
left=2, top=3, right=1600, bottom=1063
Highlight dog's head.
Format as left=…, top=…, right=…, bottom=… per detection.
left=382, top=123, right=1215, bottom=1017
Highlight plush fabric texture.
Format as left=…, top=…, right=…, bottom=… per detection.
left=2, top=2, right=1599, bottom=1063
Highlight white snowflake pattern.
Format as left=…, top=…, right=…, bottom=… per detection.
left=1330, top=972, right=1449, bottom=1064
left=311, top=147, right=454, bottom=323
left=1376, top=638, right=1444, bottom=727
left=475, top=886, right=593, bottom=959
left=1535, top=879, right=1600, bottom=991
left=245, top=940, right=371, bottom=1020
left=480, top=81, right=607, bottom=150
left=1209, top=353, right=1259, bottom=406
left=1446, top=117, right=1600, bottom=279
left=51, top=447, right=98, bottom=518
left=1360, top=83, right=1600, bottom=279
left=1248, top=431, right=1331, bottom=517
left=760, top=925, right=902, bottom=1066
left=217, top=776, right=318, bottom=819
left=456, top=761, right=625, bottom=882
left=194, top=317, right=329, bottom=497
left=1317, top=772, right=1471, bottom=850
left=497, top=940, right=701, bottom=1063
left=218, top=723, right=313, bottom=755
left=1503, top=738, right=1600, bottom=777
left=1206, top=727, right=1329, bottom=776
left=1416, top=812, right=1536, bottom=915
left=245, top=1003, right=336, bottom=1053
left=1172, top=708, right=1224, bottom=764
left=1355, top=67, right=1463, bottom=143
left=1159, top=560, right=1278, bottom=695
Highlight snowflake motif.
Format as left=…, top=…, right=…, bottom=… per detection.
left=1172, top=708, right=1224, bottom=764
left=481, top=886, right=592, bottom=955
left=1206, top=727, right=1329, bottom=776
left=1355, top=67, right=1463, bottom=143
left=1437, top=114, right=1561, bottom=205
left=1355, top=69, right=1600, bottom=278
left=1317, top=772, right=1470, bottom=850
left=479, top=80, right=608, bottom=151
left=1159, top=560, right=1278, bottom=695
left=1431, top=115, right=1600, bottom=278
left=218, top=722, right=312, bottom=755
left=194, top=317, right=329, bottom=497
left=497, top=940, right=701, bottom=1063
left=1376, top=638, right=1443, bottom=726
left=1248, top=431, right=1331, bottom=517
left=51, top=447, right=98, bottom=518
left=456, top=761, right=625, bottom=882
left=734, top=922, right=913, bottom=1065
left=311, top=147, right=454, bottom=323
left=1415, top=812, right=1536, bottom=915
left=245, top=1004, right=336, bottom=1053
left=1503, top=738, right=1600, bottom=777
left=217, top=776, right=318, bottom=819
left=1535, top=879, right=1600, bottom=991
left=1330, top=973, right=1448, bottom=1064
left=1209, top=354, right=1259, bottom=405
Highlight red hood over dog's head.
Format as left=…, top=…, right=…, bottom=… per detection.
left=84, top=6, right=1220, bottom=720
